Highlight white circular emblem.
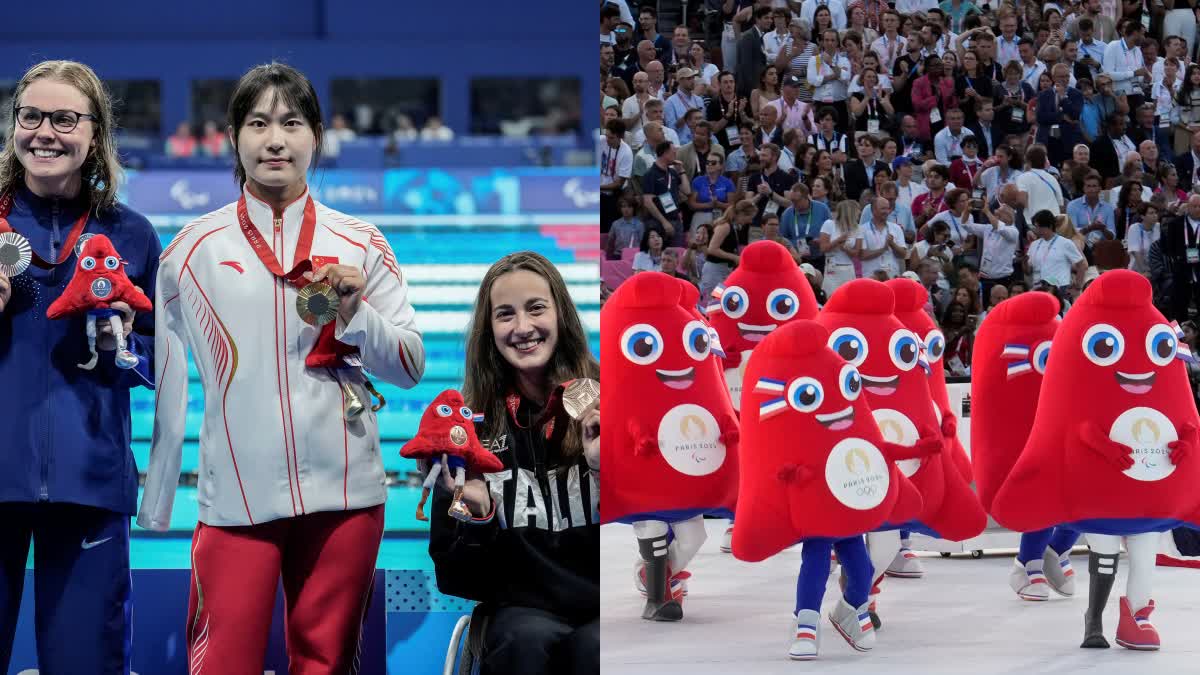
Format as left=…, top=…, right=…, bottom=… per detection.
left=657, top=403, right=726, bottom=476
left=74, top=232, right=96, bottom=257
left=872, top=408, right=921, bottom=477
left=723, top=349, right=751, bottom=412
left=1109, top=407, right=1178, bottom=482
left=825, top=437, right=890, bottom=510
left=90, top=277, right=112, bottom=299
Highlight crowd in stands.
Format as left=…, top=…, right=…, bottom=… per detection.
left=600, top=0, right=1200, bottom=393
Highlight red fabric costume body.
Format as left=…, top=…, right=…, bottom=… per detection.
left=731, top=320, right=923, bottom=562
left=991, top=271, right=1200, bottom=535
left=601, top=272, right=740, bottom=524
left=885, top=278, right=973, bottom=485
left=705, top=241, right=820, bottom=412
left=816, top=279, right=986, bottom=541
left=969, top=292, right=1060, bottom=514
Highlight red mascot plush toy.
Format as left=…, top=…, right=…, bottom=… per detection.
left=601, top=272, right=739, bottom=622
left=46, top=234, right=151, bottom=371
left=401, top=389, right=502, bottom=522
left=731, top=319, right=923, bottom=659
left=971, top=292, right=1080, bottom=602
left=816, top=279, right=986, bottom=627
left=991, top=270, right=1200, bottom=650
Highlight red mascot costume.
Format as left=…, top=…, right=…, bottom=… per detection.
left=601, top=272, right=739, bottom=622
left=991, top=270, right=1200, bottom=650
left=731, top=319, right=923, bottom=659
left=816, top=279, right=986, bottom=627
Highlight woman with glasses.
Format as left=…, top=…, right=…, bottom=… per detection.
left=0, top=60, right=160, bottom=674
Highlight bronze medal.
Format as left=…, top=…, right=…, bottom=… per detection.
left=449, top=425, right=468, bottom=446
left=0, top=232, right=32, bottom=277
left=562, top=378, right=600, bottom=420
left=296, top=281, right=339, bottom=326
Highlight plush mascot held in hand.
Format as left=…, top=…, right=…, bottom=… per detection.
left=991, top=270, right=1200, bottom=651
left=601, top=272, right=739, bottom=622
left=46, top=234, right=151, bottom=370
left=732, top=319, right=922, bottom=659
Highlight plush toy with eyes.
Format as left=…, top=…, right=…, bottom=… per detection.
left=601, top=272, right=739, bottom=621
left=732, top=319, right=923, bottom=659
left=816, top=279, right=986, bottom=542
left=991, top=271, right=1200, bottom=650
left=46, top=234, right=152, bottom=370
left=400, top=389, right=502, bottom=522
left=705, top=240, right=820, bottom=412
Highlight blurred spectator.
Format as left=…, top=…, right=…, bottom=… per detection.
left=660, top=249, right=694, bottom=284
left=642, top=141, right=690, bottom=245
left=818, top=200, right=863, bottom=295
left=632, top=227, right=666, bottom=272
left=165, top=121, right=197, bottom=157
left=600, top=120, right=633, bottom=232
left=941, top=301, right=975, bottom=376
left=420, top=115, right=454, bottom=141
left=761, top=213, right=803, bottom=263
left=392, top=114, right=419, bottom=142
left=199, top=120, right=228, bottom=157
left=606, top=196, right=644, bottom=259
left=688, top=151, right=735, bottom=228
left=681, top=223, right=712, bottom=285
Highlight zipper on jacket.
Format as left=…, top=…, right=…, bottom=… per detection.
left=40, top=199, right=62, bottom=500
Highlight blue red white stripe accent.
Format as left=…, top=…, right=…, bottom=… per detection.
left=1002, top=344, right=1030, bottom=359
left=1172, top=321, right=1196, bottom=362
left=1007, top=360, right=1033, bottom=378
left=858, top=612, right=873, bottom=632
left=759, top=397, right=788, bottom=420
left=711, top=284, right=726, bottom=299
left=795, top=624, right=817, bottom=640
left=1027, top=570, right=1048, bottom=584
left=1134, top=616, right=1151, bottom=626
left=1061, top=558, right=1075, bottom=577
left=704, top=300, right=722, bottom=315
left=472, top=413, right=485, bottom=424
left=754, top=377, right=787, bottom=394
left=708, top=327, right=726, bottom=358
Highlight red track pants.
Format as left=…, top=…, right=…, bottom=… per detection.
left=186, top=505, right=384, bottom=675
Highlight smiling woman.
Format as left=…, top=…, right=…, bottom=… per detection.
left=0, top=59, right=161, bottom=675
left=428, top=250, right=599, bottom=675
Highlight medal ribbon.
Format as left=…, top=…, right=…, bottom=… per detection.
left=0, top=191, right=91, bottom=269
left=236, top=193, right=318, bottom=290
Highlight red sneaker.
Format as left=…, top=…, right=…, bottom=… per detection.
left=1115, top=597, right=1160, bottom=651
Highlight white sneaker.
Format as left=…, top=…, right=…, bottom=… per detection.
left=828, top=597, right=875, bottom=652
left=789, top=609, right=821, bottom=660
left=1008, top=558, right=1050, bottom=601
left=720, top=526, right=733, bottom=553
left=1042, top=548, right=1076, bottom=596
left=885, top=546, right=925, bottom=578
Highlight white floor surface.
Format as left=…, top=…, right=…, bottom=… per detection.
left=602, top=520, right=1200, bottom=674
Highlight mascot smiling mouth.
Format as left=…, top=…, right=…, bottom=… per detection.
left=816, top=406, right=855, bottom=430
left=1116, top=371, right=1155, bottom=394
left=656, top=366, right=696, bottom=389
left=860, top=373, right=900, bottom=396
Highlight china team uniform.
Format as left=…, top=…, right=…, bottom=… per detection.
left=139, top=187, right=425, bottom=673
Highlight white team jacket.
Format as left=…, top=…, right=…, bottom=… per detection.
left=137, top=188, right=425, bottom=529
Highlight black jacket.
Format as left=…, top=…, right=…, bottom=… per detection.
left=736, top=27, right=767, bottom=99
left=843, top=159, right=890, bottom=202
left=429, top=393, right=599, bottom=623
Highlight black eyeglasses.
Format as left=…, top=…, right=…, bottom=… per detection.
left=14, top=106, right=98, bottom=133
left=707, top=160, right=721, bottom=165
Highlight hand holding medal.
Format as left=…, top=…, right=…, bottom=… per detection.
left=301, top=263, right=365, bottom=326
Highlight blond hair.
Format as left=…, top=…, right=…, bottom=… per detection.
left=0, top=60, right=123, bottom=212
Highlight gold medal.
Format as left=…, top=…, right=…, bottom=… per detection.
left=0, top=232, right=32, bottom=277
left=296, top=281, right=339, bottom=326
left=562, top=378, right=599, bottom=420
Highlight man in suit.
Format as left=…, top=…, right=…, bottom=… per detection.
left=968, top=99, right=998, bottom=159
left=843, top=134, right=890, bottom=201
left=676, top=120, right=726, bottom=180
left=1035, top=64, right=1085, bottom=167
left=1092, top=113, right=1137, bottom=185
left=1163, top=194, right=1200, bottom=320
left=1173, top=128, right=1200, bottom=192
left=735, top=6, right=773, bottom=99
